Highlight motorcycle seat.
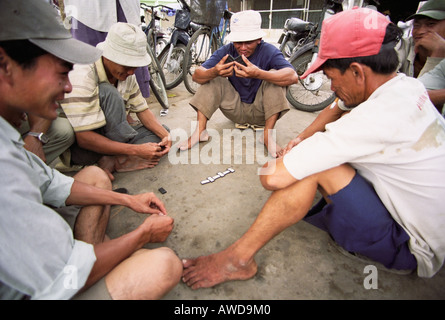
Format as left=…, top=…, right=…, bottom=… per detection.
left=285, top=18, right=314, bottom=33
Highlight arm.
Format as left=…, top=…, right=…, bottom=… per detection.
left=192, top=54, right=234, bottom=84
left=427, top=88, right=445, bottom=113
left=75, top=130, right=165, bottom=160
left=85, top=214, right=173, bottom=287
left=136, top=108, right=171, bottom=153
left=66, top=180, right=173, bottom=288
left=235, top=56, right=298, bottom=87
left=23, top=114, right=52, bottom=162
left=281, top=100, right=346, bottom=156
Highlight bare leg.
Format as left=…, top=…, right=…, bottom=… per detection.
left=259, top=113, right=282, bottom=158
left=72, top=166, right=112, bottom=244
left=106, top=248, right=183, bottom=300
left=97, top=155, right=159, bottom=181
left=178, top=111, right=210, bottom=150
left=182, top=165, right=356, bottom=289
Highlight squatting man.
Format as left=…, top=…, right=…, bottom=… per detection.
left=178, top=10, right=298, bottom=158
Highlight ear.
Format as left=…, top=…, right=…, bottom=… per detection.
left=0, top=47, right=14, bottom=83
left=349, top=62, right=365, bottom=85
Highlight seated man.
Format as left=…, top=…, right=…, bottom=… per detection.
left=60, top=22, right=171, bottom=179
left=182, top=8, right=445, bottom=289
left=398, top=0, right=445, bottom=78
left=178, top=10, right=298, bottom=158
left=0, top=1, right=181, bottom=300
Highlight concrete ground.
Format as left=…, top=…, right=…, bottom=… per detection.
left=101, top=81, right=445, bottom=300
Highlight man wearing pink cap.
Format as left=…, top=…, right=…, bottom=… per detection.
left=182, top=8, right=445, bottom=289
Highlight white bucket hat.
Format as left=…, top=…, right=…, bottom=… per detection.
left=226, top=10, right=266, bottom=42
left=97, top=23, right=151, bottom=67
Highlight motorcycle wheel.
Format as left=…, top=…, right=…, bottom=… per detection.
left=159, top=43, right=186, bottom=90
left=147, top=45, right=169, bottom=109
left=287, top=51, right=336, bottom=112
left=183, top=27, right=217, bottom=95
left=156, top=38, right=169, bottom=58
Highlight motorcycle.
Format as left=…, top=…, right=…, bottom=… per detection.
left=158, top=0, right=201, bottom=90
left=285, top=0, right=380, bottom=112
left=278, top=18, right=315, bottom=59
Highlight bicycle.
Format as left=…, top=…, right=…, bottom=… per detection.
left=182, top=1, right=232, bottom=94
left=141, top=3, right=171, bottom=110
left=141, top=3, right=171, bottom=57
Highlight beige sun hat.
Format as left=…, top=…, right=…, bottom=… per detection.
left=97, top=22, right=151, bottom=67
left=225, top=10, right=266, bottom=42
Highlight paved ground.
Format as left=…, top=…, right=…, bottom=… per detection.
left=101, top=81, right=445, bottom=300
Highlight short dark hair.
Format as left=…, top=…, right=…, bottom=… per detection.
left=323, top=23, right=403, bottom=75
left=0, top=40, right=47, bottom=69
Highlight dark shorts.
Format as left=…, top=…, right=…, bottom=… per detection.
left=304, top=172, right=417, bottom=271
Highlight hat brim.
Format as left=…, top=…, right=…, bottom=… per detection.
left=407, top=10, right=445, bottom=21
left=225, top=30, right=266, bottom=42
left=30, top=38, right=102, bottom=65
left=300, top=57, right=327, bottom=80
left=97, top=42, right=151, bottom=67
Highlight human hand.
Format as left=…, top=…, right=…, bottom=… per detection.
left=158, top=134, right=171, bottom=156
left=415, top=31, right=445, bottom=57
left=280, top=136, right=303, bottom=158
left=234, top=55, right=258, bottom=78
left=129, top=192, right=168, bottom=215
left=214, top=54, right=235, bottom=78
left=139, top=214, right=174, bottom=243
left=137, top=142, right=165, bottom=160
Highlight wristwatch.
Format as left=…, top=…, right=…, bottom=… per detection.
left=27, top=132, right=49, bottom=144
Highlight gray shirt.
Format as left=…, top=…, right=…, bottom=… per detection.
left=0, top=116, right=96, bottom=299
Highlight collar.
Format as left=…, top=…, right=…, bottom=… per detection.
left=94, top=58, right=111, bottom=84
left=0, top=116, right=24, bottom=147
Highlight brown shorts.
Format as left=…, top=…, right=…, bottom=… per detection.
left=189, top=77, right=290, bottom=126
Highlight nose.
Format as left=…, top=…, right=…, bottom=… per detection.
left=127, top=67, right=137, bottom=76
left=64, top=80, right=73, bottom=93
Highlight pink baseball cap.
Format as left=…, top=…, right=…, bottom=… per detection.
left=301, top=8, right=390, bottom=79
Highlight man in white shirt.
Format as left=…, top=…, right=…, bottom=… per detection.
left=0, top=0, right=181, bottom=300
left=182, top=8, right=445, bottom=289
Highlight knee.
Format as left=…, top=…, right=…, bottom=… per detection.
left=50, top=118, right=75, bottom=146
left=151, top=247, right=183, bottom=285
left=76, top=166, right=112, bottom=191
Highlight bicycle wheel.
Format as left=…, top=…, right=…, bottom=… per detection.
left=147, top=45, right=169, bottom=109
left=183, top=27, right=218, bottom=94
left=286, top=51, right=336, bottom=112
left=158, top=43, right=186, bottom=90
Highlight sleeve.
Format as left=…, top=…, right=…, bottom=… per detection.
left=59, top=64, right=106, bottom=132
left=202, top=45, right=230, bottom=69
left=126, top=76, right=149, bottom=113
left=0, top=145, right=96, bottom=300
left=418, top=59, right=445, bottom=90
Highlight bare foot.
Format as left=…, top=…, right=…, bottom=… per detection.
left=182, top=250, right=257, bottom=289
left=115, top=155, right=159, bottom=172
left=178, top=130, right=209, bottom=151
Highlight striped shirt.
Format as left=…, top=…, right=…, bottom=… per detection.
left=60, top=58, right=148, bottom=132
